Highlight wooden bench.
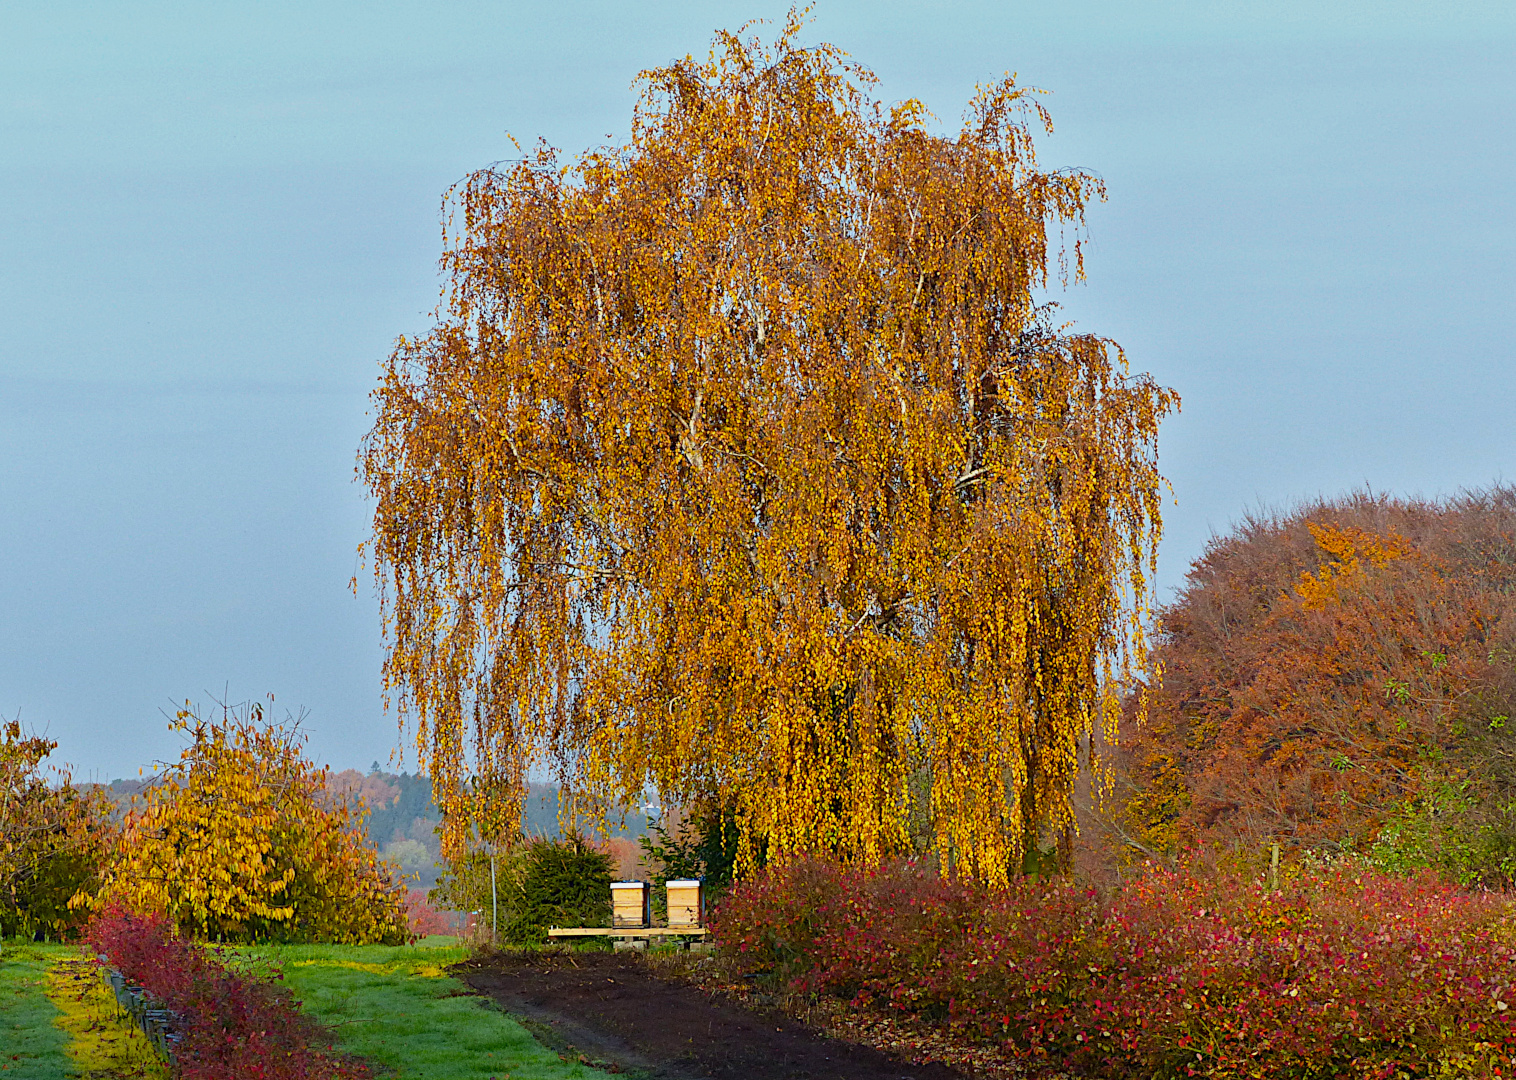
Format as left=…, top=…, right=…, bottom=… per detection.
left=546, top=926, right=709, bottom=938
left=547, top=879, right=709, bottom=943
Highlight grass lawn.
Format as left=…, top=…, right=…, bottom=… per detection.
left=240, top=937, right=608, bottom=1080
left=2, top=939, right=167, bottom=1080
left=0, top=942, right=71, bottom=1080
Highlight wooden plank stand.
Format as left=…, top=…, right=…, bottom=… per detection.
left=549, top=879, right=709, bottom=947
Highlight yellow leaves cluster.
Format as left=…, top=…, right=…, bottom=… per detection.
left=1296, top=523, right=1417, bottom=610
left=363, top=17, right=1175, bottom=885
left=92, top=703, right=409, bottom=944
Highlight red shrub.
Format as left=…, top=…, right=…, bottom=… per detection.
left=712, top=859, right=1516, bottom=1078
left=86, top=903, right=372, bottom=1079
left=404, top=888, right=453, bottom=937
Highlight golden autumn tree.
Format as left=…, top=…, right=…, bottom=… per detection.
left=93, top=701, right=410, bottom=943
left=362, top=16, right=1175, bottom=886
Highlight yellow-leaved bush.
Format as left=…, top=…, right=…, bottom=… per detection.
left=89, top=702, right=409, bottom=943
left=362, top=17, right=1176, bottom=885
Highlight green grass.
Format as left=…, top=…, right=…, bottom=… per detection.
left=238, top=937, right=606, bottom=1080
left=0, top=941, right=73, bottom=1080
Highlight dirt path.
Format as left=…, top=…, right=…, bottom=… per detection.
left=453, top=951, right=970, bottom=1080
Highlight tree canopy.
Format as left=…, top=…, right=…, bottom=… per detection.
left=1, top=720, right=112, bottom=940
left=95, top=702, right=410, bottom=943
left=363, top=17, right=1175, bottom=885
left=1117, top=488, right=1516, bottom=883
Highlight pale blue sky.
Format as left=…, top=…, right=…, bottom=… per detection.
left=3, top=1, right=1513, bottom=778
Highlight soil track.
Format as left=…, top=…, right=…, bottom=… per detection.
left=454, top=950, right=970, bottom=1080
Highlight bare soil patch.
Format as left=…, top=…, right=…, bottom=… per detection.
left=453, top=949, right=971, bottom=1080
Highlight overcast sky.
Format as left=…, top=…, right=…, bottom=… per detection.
left=3, top=1, right=1512, bottom=780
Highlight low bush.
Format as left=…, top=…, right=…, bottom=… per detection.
left=87, top=903, right=372, bottom=1079
left=432, top=834, right=613, bottom=944
left=713, top=858, right=1516, bottom=1079
left=639, top=808, right=744, bottom=918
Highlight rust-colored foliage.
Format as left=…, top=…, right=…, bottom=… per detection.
left=1119, top=488, right=1516, bottom=859
left=363, top=16, right=1175, bottom=885
left=0, top=720, right=113, bottom=939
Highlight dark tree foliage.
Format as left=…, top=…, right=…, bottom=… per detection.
left=501, top=836, right=613, bottom=945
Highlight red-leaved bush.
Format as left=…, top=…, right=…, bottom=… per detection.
left=86, top=903, right=372, bottom=1079
left=712, top=858, right=1516, bottom=1078
left=405, top=888, right=454, bottom=937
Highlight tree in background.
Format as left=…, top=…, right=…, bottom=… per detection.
left=1116, top=488, right=1516, bottom=885
left=433, top=834, right=611, bottom=945
left=363, top=16, right=1174, bottom=885
left=94, top=701, right=410, bottom=943
left=0, top=720, right=113, bottom=941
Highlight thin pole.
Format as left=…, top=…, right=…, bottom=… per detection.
left=490, top=850, right=498, bottom=945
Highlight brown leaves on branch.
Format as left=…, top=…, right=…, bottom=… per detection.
left=1118, top=487, right=1516, bottom=861
left=363, top=15, right=1175, bottom=884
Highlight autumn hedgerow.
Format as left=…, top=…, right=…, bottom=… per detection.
left=713, top=858, right=1516, bottom=1078
left=88, top=903, right=372, bottom=1080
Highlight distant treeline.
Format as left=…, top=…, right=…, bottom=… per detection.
left=93, top=767, right=649, bottom=889
left=319, top=768, right=653, bottom=887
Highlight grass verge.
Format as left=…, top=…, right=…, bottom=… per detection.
left=2, top=940, right=169, bottom=1080
left=238, top=937, right=608, bottom=1080
left=44, top=954, right=167, bottom=1079
left=0, top=942, right=71, bottom=1079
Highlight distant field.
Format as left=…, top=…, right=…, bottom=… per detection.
left=240, top=937, right=606, bottom=1080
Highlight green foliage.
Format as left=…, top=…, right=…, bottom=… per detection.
left=435, top=834, right=615, bottom=944
left=637, top=809, right=743, bottom=916
left=502, top=836, right=612, bottom=945
left=1369, top=777, right=1516, bottom=888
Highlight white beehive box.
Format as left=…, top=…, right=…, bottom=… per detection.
left=610, top=881, right=650, bottom=928
left=666, top=879, right=704, bottom=928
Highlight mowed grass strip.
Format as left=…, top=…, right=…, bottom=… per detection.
left=0, top=942, right=71, bottom=1080
left=242, top=938, right=607, bottom=1080
left=44, top=954, right=166, bottom=1079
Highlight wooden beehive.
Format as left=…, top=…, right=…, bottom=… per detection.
left=665, top=879, right=703, bottom=928
left=610, top=881, right=650, bottom=928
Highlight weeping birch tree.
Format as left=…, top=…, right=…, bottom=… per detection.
left=361, top=15, right=1176, bottom=885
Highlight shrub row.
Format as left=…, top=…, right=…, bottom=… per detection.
left=712, top=858, right=1516, bottom=1078
left=87, top=903, right=371, bottom=1079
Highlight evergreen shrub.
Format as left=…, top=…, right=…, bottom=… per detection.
left=500, top=835, right=613, bottom=945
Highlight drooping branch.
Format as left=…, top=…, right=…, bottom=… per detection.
left=362, top=15, right=1176, bottom=885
